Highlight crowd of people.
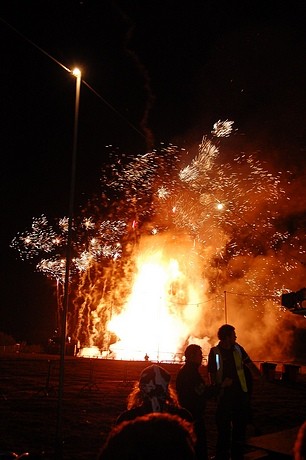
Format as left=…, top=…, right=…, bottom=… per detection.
left=2, top=323, right=305, bottom=459
left=99, top=322, right=306, bottom=460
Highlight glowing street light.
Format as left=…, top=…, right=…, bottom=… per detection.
left=72, top=67, right=81, bottom=78
left=60, top=66, right=81, bottom=351
left=55, top=67, right=82, bottom=458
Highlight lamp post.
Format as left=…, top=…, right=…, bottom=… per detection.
left=55, top=67, right=81, bottom=458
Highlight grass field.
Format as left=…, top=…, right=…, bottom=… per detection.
left=1, top=353, right=306, bottom=459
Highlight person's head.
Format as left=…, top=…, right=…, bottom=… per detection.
left=127, top=364, right=176, bottom=411
left=294, top=421, right=306, bottom=460
left=98, top=412, right=196, bottom=460
left=184, top=344, right=203, bottom=366
left=217, top=324, right=236, bottom=346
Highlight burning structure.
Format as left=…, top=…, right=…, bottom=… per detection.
left=11, top=121, right=306, bottom=362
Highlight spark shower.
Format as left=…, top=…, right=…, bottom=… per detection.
left=11, top=121, right=306, bottom=361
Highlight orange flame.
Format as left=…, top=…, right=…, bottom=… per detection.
left=107, top=247, right=205, bottom=361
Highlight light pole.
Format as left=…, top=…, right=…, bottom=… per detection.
left=55, top=67, right=81, bottom=458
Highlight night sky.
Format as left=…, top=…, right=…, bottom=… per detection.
left=1, top=0, right=306, bottom=344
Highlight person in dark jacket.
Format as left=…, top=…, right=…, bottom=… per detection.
left=176, top=344, right=229, bottom=460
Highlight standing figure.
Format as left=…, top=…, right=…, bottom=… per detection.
left=176, top=344, right=224, bottom=460
left=116, top=364, right=192, bottom=424
left=207, top=324, right=261, bottom=460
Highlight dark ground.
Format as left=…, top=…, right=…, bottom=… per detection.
left=0, top=354, right=305, bottom=459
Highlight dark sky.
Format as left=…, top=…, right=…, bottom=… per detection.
left=1, top=0, right=306, bottom=343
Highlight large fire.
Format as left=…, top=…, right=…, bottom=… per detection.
left=107, top=248, right=204, bottom=361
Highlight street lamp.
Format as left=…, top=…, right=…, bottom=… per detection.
left=55, top=67, right=81, bottom=458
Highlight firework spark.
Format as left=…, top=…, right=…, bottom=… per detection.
left=211, top=119, right=234, bottom=137
left=11, top=122, right=306, bottom=361
left=11, top=215, right=127, bottom=281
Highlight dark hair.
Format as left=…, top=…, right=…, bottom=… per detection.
left=184, top=344, right=202, bottom=361
left=217, top=324, right=235, bottom=340
left=126, top=381, right=179, bottom=409
left=98, top=412, right=196, bottom=460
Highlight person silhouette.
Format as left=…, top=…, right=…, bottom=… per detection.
left=176, top=344, right=227, bottom=460
left=98, top=412, right=196, bottom=460
left=116, top=364, right=192, bottom=424
left=208, top=324, right=261, bottom=460
left=294, top=420, right=306, bottom=460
